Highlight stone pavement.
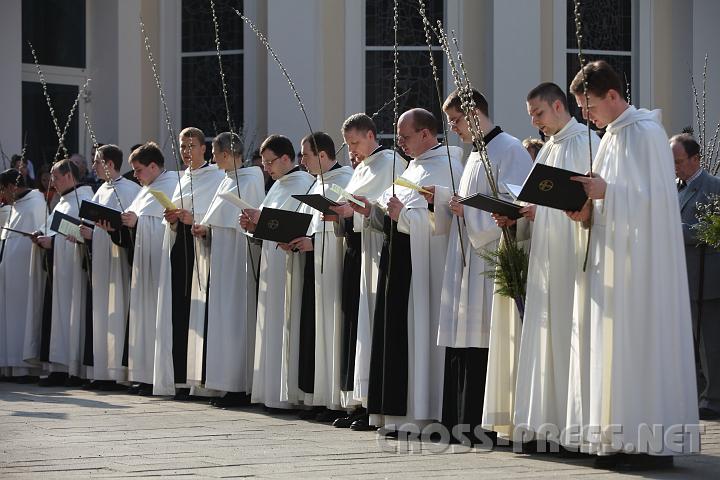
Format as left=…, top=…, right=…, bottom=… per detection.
left=1, top=382, right=719, bottom=479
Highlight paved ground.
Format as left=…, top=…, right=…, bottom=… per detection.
left=1, top=383, right=719, bottom=479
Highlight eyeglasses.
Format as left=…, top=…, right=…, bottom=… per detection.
left=447, top=116, right=464, bottom=126
left=261, top=155, right=281, bottom=167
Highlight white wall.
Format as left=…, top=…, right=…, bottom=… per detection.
left=692, top=0, right=720, bottom=150
left=491, top=0, right=542, bottom=141
left=0, top=0, right=23, bottom=160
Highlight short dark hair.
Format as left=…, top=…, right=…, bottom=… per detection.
left=443, top=88, right=489, bottom=117
left=341, top=113, right=377, bottom=137
left=179, top=127, right=205, bottom=145
left=213, top=132, right=244, bottom=157
left=570, top=60, right=624, bottom=98
left=53, top=158, right=80, bottom=180
left=0, top=168, right=25, bottom=188
left=527, top=82, right=569, bottom=111
left=670, top=133, right=701, bottom=158
left=97, top=144, right=123, bottom=171
left=405, top=108, right=439, bottom=136
left=301, top=132, right=336, bottom=160
left=129, top=142, right=165, bottom=168
left=259, top=134, right=295, bottom=162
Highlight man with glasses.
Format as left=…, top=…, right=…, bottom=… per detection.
left=422, top=89, right=532, bottom=446
left=153, top=127, right=224, bottom=399
left=350, top=108, right=463, bottom=436
left=240, top=134, right=315, bottom=410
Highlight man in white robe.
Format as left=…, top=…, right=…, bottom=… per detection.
left=27, top=159, right=94, bottom=385
left=0, top=169, right=46, bottom=379
left=240, top=135, right=314, bottom=410
left=154, top=127, right=224, bottom=398
left=425, top=89, right=532, bottom=446
left=352, top=108, right=463, bottom=435
left=78, top=145, right=140, bottom=388
left=328, top=114, right=406, bottom=429
left=501, top=83, right=599, bottom=447
left=115, top=142, right=178, bottom=395
left=565, top=60, right=698, bottom=468
left=189, top=132, right=265, bottom=407
left=279, top=132, right=353, bottom=419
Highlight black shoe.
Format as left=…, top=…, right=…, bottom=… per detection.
left=138, top=383, right=154, bottom=396
left=64, top=376, right=84, bottom=387
left=699, top=407, right=720, bottom=420
left=377, top=426, right=398, bottom=438
left=333, top=415, right=356, bottom=428
left=38, top=372, right=68, bottom=387
left=173, top=388, right=191, bottom=401
left=350, top=416, right=377, bottom=431
left=98, top=381, right=127, bottom=392
left=127, top=383, right=141, bottom=394
left=214, top=392, right=251, bottom=409
left=594, top=454, right=623, bottom=469
left=82, top=380, right=102, bottom=390
left=316, top=409, right=346, bottom=423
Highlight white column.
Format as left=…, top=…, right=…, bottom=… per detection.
left=266, top=0, right=322, bottom=147
left=88, top=0, right=119, bottom=151
left=492, top=0, right=542, bottom=140
left=0, top=0, right=22, bottom=157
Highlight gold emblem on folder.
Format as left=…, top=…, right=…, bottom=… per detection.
left=267, top=219, right=280, bottom=230
left=538, top=179, right=554, bottom=192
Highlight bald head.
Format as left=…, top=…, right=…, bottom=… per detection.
left=397, top=108, right=440, bottom=158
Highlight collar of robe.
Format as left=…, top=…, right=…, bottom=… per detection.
left=606, top=105, right=661, bottom=134
left=471, top=126, right=503, bottom=151
left=550, top=117, right=585, bottom=143
left=59, top=184, right=83, bottom=197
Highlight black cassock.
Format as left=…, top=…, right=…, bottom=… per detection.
left=170, top=223, right=194, bottom=384
left=367, top=216, right=412, bottom=417
left=339, top=219, right=362, bottom=392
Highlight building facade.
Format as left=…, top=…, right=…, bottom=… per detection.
left=0, top=0, right=718, bottom=172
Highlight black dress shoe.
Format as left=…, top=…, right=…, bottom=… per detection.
left=173, top=388, right=191, bottom=401
left=98, top=381, right=127, bottom=391
left=213, top=392, right=251, bottom=409
left=316, top=409, right=346, bottom=423
left=350, top=416, right=377, bottom=431
left=38, top=372, right=68, bottom=387
left=138, top=383, right=154, bottom=396
left=595, top=453, right=673, bottom=471
left=699, top=407, right=720, bottom=420
left=64, top=376, right=85, bottom=387
left=333, top=415, right=355, bottom=428
left=593, top=454, right=623, bottom=469
left=298, top=407, right=323, bottom=420
left=127, top=383, right=141, bottom=394
left=82, top=380, right=102, bottom=390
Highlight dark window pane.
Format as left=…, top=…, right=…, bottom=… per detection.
left=182, top=0, right=243, bottom=52
left=22, top=0, right=86, bottom=68
left=566, top=0, right=632, bottom=51
left=366, top=50, right=444, bottom=136
left=566, top=53, right=631, bottom=124
left=22, top=82, right=80, bottom=168
left=181, top=54, right=244, bottom=141
left=366, top=0, right=444, bottom=46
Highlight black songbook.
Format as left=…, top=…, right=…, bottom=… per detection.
left=50, top=211, right=91, bottom=242
left=459, top=193, right=523, bottom=220
left=79, top=200, right=123, bottom=230
left=516, top=163, right=589, bottom=212
left=292, top=194, right=341, bottom=216
left=253, top=207, right=313, bottom=243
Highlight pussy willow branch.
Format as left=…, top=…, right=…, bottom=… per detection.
left=391, top=0, right=399, bottom=198
left=236, top=9, right=330, bottom=272
left=83, top=112, right=126, bottom=212
left=54, top=78, right=91, bottom=162
left=418, top=0, right=465, bottom=266
left=28, top=42, right=69, bottom=160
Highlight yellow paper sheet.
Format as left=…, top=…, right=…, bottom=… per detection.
left=149, top=189, right=176, bottom=210
left=393, top=177, right=432, bottom=195
left=329, top=184, right=364, bottom=207
left=218, top=191, right=257, bottom=210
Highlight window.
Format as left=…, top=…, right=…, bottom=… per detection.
left=22, top=0, right=86, bottom=69
left=365, top=0, right=445, bottom=145
left=181, top=0, right=244, bottom=145
left=565, top=0, right=633, bottom=122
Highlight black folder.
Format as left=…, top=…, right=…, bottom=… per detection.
left=49, top=211, right=92, bottom=241
left=459, top=193, right=523, bottom=219
left=516, top=163, right=589, bottom=212
left=292, top=194, right=341, bottom=216
left=253, top=207, right=313, bottom=243
left=79, top=200, right=123, bottom=230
